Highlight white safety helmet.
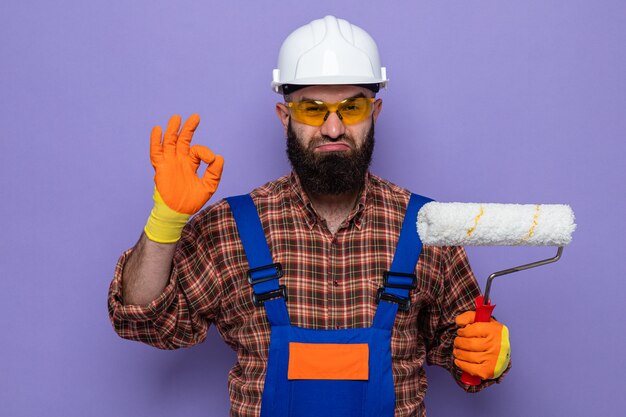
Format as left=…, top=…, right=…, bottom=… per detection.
left=272, top=15, right=388, bottom=94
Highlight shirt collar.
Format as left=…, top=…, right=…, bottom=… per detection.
left=289, top=171, right=369, bottom=230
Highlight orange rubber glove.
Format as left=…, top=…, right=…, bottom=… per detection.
left=453, top=311, right=511, bottom=380
left=144, top=114, right=224, bottom=243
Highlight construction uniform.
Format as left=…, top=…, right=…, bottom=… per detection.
left=108, top=173, right=493, bottom=417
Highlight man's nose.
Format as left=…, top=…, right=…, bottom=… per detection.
left=320, top=111, right=346, bottom=139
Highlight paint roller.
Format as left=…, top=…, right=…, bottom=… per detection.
left=417, top=202, right=576, bottom=386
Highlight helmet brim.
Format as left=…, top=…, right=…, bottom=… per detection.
left=280, top=82, right=382, bottom=95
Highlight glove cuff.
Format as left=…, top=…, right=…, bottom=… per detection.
left=493, top=325, right=511, bottom=379
left=144, top=187, right=191, bottom=243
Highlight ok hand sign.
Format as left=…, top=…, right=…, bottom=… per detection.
left=150, top=114, right=224, bottom=215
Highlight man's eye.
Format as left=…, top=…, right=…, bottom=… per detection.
left=301, top=102, right=325, bottom=112
left=341, top=104, right=364, bottom=113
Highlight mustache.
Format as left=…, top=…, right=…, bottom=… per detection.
left=307, top=134, right=357, bottom=150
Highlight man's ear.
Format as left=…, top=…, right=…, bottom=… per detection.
left=276, top=103, right=290, bottom=135
left=372, top=98, right=383, bottom=123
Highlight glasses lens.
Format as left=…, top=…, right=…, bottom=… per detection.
left=338, top=97, right=373, bottom=124
left=290, top=100, right=328, bottom=126
left=289, top=97, right=374, bottom=126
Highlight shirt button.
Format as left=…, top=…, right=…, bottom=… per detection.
left=333, top=280, right=339, bottom=287
left=336, top=325, right=341, bottom=329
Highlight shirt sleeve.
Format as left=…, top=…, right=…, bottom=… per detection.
left=107, top=215, right=222, bottom=350
left=419, top=246, right=511, bottom=392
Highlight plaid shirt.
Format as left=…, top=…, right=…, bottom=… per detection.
left=108, top=172, right=501, bottom=417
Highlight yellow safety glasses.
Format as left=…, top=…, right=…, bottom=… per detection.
left=287, top=97, right=376, bottom=126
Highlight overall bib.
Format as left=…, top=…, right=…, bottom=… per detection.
left=226, top=193, right=431, bottom=417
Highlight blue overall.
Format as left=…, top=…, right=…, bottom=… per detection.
left=226, top=193, right=431, bottom=417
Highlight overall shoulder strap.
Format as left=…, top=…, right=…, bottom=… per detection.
left=225, top=194, right=290, bottom=326
left=373, top=193, right=433, bottom=330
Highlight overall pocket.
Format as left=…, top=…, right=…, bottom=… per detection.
left=287, top=342, right=368, bottom=417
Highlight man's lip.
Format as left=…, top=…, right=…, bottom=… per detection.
left=315, top=143, right=352, bottom=152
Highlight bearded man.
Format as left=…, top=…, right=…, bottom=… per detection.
left=108, top=15, right=510, bottom=417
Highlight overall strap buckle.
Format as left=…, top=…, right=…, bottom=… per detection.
left=247, top=262, right=287, bottom=307
left=253, top=285, right=288, bottom=307
left=376, top=270, right=417, bottom=312
left=382, top=271, right=417, bottom=289
left=376, top=288, right=411, bottom=311
left=247, top=263, right=284, bottom=284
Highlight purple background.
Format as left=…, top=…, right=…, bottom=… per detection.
left=1, top=1, right=624, bottom=416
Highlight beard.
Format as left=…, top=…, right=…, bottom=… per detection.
left=286, top=119, right=375, bottom=195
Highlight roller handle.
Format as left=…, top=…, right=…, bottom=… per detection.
left=459, top=295, right=496, bottom=386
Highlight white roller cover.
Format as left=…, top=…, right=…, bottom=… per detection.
left=417, top=202, right=576, bottom=246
